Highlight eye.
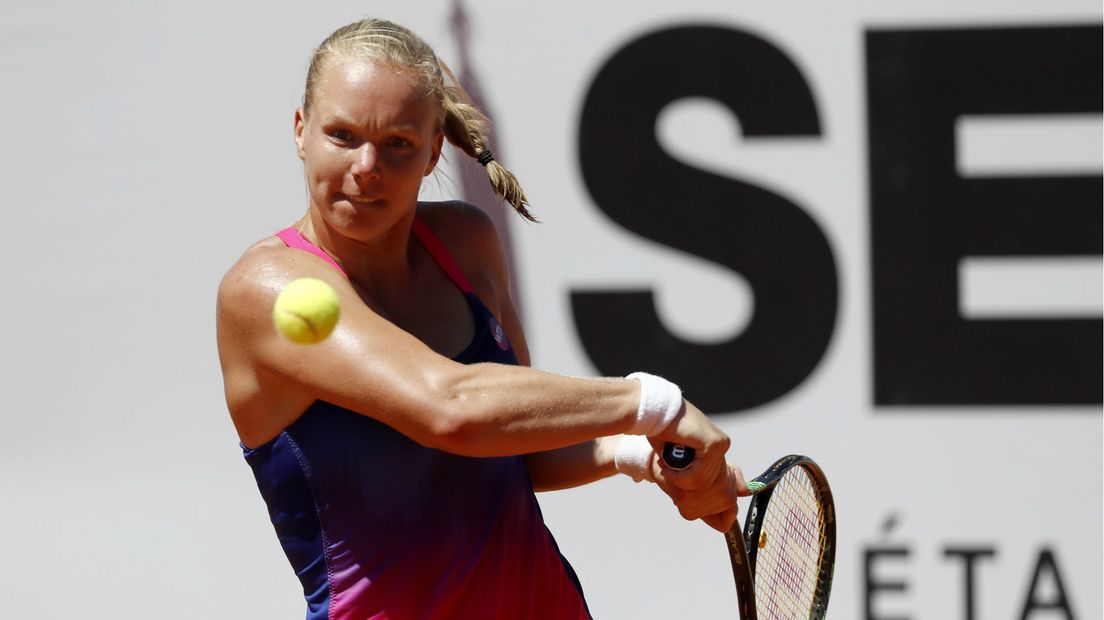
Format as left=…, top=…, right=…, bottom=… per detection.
left=389, top=136, right=412, bottom=148
left=329, top=128, right=354, bottom=142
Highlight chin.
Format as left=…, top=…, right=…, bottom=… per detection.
left=323, top=205, right=410, bottom=242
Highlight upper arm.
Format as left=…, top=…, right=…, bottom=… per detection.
left=216, top=245, right=466, bottom=448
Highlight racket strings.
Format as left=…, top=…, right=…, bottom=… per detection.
left=753, top=467, right=828, bottom=620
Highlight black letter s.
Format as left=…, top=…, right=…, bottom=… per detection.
left=574, top=26, right=837, bottom=412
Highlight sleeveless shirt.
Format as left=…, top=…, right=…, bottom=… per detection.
left=242, top=218, right=591, bottom=620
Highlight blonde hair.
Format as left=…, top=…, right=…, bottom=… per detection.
left=304, top=18, right=535, bottom=222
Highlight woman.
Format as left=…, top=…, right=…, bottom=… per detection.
left=216, top=18, right=746, bottom=619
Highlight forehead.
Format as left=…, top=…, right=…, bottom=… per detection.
left=311, top=57, right=439, bottom=127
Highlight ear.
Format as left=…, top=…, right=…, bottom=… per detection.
left=294, top=108, right=307, bottom=161
left=424, top=130, right=445, bottom=176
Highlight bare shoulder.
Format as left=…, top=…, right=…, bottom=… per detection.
left=219, top=237, right=282, bottom=290
left=217, top=239, right=287, bottom=322
left=416, top=200, right=501, bottom=251
left=416, top=200, right=515, bottom=308
left=216, top=236, right=348, bottom=336
left=418, top=201, right=514, bottom=268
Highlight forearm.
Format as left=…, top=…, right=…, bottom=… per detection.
left=378, top=361, right=640, bottom=458
left=524, top=437, right=619, bottom=492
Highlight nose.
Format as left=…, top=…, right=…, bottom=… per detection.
left=350, top=143, right=380, bottom=180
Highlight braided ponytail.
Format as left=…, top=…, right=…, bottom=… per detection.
left=438, top=61, right=537, bottom=222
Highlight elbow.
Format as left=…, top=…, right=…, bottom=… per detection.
left=422, top=398, right=487, bottom=456
left=416, top=372, right=489, bottom=456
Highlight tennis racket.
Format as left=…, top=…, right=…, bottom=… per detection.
left=663, top=447, right=836, bottom=620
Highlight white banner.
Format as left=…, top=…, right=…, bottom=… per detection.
left=0, top=1, right=1099, bottom=618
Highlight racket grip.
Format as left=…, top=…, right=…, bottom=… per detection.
left=662, top=443, right=695, bottom=470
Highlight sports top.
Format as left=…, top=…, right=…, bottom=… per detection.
left=243, top=217, right=591, bottom=620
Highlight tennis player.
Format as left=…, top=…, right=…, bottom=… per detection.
left=216, top=17, right=747, bottom=619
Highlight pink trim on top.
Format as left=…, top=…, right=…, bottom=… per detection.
left=276, top=218, right=473, bottom=293
left=411, top=216, right=475, bottom=294
left=276, top=228, right=348, bottom=277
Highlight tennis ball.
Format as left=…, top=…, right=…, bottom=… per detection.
left=273, top=277, right=340, bottom=344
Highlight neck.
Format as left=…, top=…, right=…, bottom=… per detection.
left=296, top=210, right=421, bottom=297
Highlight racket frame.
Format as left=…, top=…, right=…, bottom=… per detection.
left=729, top=454, right=836, bottom=620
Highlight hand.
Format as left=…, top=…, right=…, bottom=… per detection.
left=647, top=400, right=730, bottom=490
left=652, top=460, right=749, bottom=533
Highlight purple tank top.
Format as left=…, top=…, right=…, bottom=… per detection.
left=243, top=219, right=591, bottom=619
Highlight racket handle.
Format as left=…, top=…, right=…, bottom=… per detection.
left=662, top=443, right=695, bottom=470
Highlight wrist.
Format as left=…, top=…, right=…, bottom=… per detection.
left=626, top=372, right=683, bottom=436
left=613, top=434, right=654, bottom=483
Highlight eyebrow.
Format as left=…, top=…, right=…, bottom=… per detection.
left=322, top=113, right=425, bottom=134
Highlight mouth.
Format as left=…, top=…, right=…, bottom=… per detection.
left=338, top=193, right=381, bottom=207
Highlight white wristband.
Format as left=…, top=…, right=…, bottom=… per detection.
left=613, top=435, right=654, bottom=483
left=626, top=372, right=683, bottom=436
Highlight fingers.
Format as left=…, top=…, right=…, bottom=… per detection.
left=639, top=398, right=747, bottom=532
left=647, top=402, right=730, bottom=490
left=702, top=506, right=739, bottom=533
left=703, top=465, right=747, bottom=532
left=733, top=464, right=750, bottom=497
left=653, top=462, right=743, bottom=527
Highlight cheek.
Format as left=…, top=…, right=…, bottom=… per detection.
left=399, top=145, right=438, bottom=175
left=305, top=145, right=345, bottom=185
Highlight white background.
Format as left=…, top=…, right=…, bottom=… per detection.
left=0, top=1, right=1100, bottom=618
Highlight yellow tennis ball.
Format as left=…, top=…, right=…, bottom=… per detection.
left=273, top=277, right=341, bottom=344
